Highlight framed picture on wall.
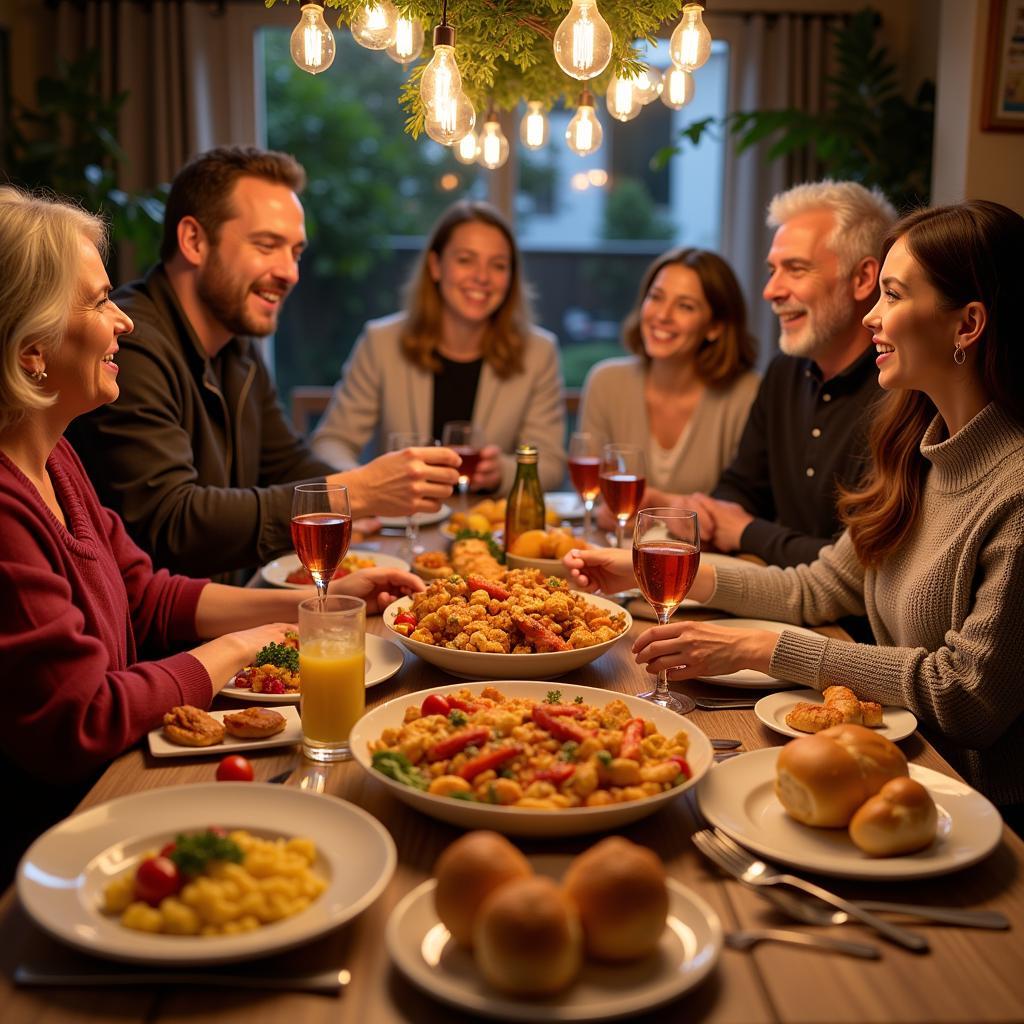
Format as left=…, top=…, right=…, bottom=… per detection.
left=983, top=0, right=1024, bottom=130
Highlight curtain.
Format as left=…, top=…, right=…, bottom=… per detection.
left=706, top=12, right=838, bottom=367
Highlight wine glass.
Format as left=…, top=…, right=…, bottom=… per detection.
left=291, top=482, right=352, bottom=602
left=632, top=507, right=700, bottom=714
left=568, top=431, right=601, bottom=538
left=599, top=443, right=646, bottom=547
left=442, top=421, right=482, bottom=499
left=388, top=431, right=430, bottom=555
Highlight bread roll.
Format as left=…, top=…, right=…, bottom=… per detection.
left=822, top=685, right=858, bottom=704
left=433, top=831, right=532, bottom=947
left=563, top=837, right=668, bottom=961
left=849, top=777, right=937, bottom=856
left=474, top=876, right=583, bottom=996
left=785, top=702, right=843, bottom=733
left=827, top=698, right=864, bottom=725
left=162, top=705, right=225, bottom=747
left=775, top=724, right=908, bottom=827
left=223, top=707, right=286, bottom=738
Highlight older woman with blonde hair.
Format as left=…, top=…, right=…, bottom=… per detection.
left=578, top=247, right=759, bottom=513
left=0, top=186, right=421, bottom=880
left=312, top=200, right=567, bottom=492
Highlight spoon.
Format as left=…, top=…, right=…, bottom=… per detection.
left=726, top=928, right=879, bottom=958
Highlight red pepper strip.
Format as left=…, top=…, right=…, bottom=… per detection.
left=668, top=755, right=691, bottom=780
left=457, top=744, right=522, bottom=781
left=620, top=718, right=645, bottom=762
left=534, top=763, right=576, bottom=785
left=446, top=695, right=481, bottom=713
left=465, top=576, right=511, bottom=601
left=542, top=704, right=587, bottom=718
left=514, top=614, right=570, bottom=652
left=426, top=726, right=491, bottom=762
left=394, top=611, right=418, bottom=627
left=531, top=705, right=592, bottom=744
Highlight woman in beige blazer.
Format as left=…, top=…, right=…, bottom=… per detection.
left=311, top=201, right=567, bottom=493
left=578, top=247, right=759, bottom=511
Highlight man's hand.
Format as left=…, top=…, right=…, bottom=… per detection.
left=631, top=621, right=777, bottom=680
left=328, top=568, right=425, bottom=614
left=470, top=444, right=503, bottom=492
left=336, top=447, right=461, bottom=518
left=562, top=546, right=636, bottom=595
left=698, top=498, right=753, bottom=552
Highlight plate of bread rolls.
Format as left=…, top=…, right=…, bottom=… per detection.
left=386, top=832, right=721, bottom=1020
left=754, top=686, right=918, bottom=741
left=698, top=736, right=1002, bottom=879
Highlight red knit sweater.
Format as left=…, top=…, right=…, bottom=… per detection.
left=0, top=439, right=211, bottom=783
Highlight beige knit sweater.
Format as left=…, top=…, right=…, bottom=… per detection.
left=709, top=402, right=1024, bottom=806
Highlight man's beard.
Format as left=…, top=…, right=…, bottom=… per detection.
left=777, top=286, right=856, bottom=360
left=196, top=250, right=279, bottom=338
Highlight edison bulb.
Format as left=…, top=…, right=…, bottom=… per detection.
left=453, top=130, right=480, bottom=164
left=477, top=117, right=510, bottom=170
left=520, top=101, right=549, bottom=150
left=387, top=16, right=424, bottom=65
left=661, top=67, right=695, bottom=109
left=605, top=75, right=640, bottom=122
left=566, top=96, right=603, bottom=156
left=290, top=4, right=336, bottom=74
left=633, top=64, right=663, bottom=105
left=670, top=3, right=712, bottom=72
left=421, top=42, right=463, bottom=115
left=350, top=1, right=397, bottom=50
left=424, top=90, right=476, bottom=147
left=553, top=0, right=613, bottom=80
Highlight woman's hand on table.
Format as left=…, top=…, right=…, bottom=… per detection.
left=470, top=444, right=503, bottom=492
left=562, top=546, right=636, bottom=594
left=329, top=567, right=424, bottom=614
left=632, top=621, right=779, bottom=680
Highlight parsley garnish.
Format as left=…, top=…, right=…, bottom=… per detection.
left=545, top=689, right=562, bottom=704
left=596, top=750, right=613, bottom=767
left=254, top=641, right=299, bottom=673
left=559, top=741, right=579, bottom=762
left=573, top=695, right=584, bottom=705
left=448, top=708, right=468, bottom=727
left=168, top=830, right=243, bottom=878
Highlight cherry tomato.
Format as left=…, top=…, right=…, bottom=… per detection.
left=216, top=754, right=254, bottom=782
left=134, top=855, right=182, bottom=907
left=394, top=611, right=418, bottom=627
left=421, top=693, right=451, bottom=717
left=158, top=841, right=176, bottom=858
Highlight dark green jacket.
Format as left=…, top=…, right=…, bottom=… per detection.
left=68, top=265, right=333, bottom=582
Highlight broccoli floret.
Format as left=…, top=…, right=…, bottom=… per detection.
left=254, top=641, right=299, bottom=673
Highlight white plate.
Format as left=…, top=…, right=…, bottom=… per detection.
left=698, top=619, right=822, bottom=689
left=383, top=593, right=630, bottom=679
left=698, top=748, right=1003, bottom=880
left=379, top=504, right=452, bottom=529
left=351, top=680, right=714, bottom=837
left=222, top=634, right=404, bottom=703
left=754, top=690, right=918, bottom=742
left=17, top=783, right=396, bottom=965
left=260, top=549, right=410, bottom=589
left=546, top=491, right=586, bottom=521
left=386, top=855, right=721, bottom=1021
left=147, top=705, right=301, bottom=758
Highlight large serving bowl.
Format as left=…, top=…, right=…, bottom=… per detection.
left=505, top=551, right=579, bottom=585
left=350, top=680, right=713, bottom=837
left=382, top=592, right=631, bottom=679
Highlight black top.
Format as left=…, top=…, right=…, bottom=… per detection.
left=432, top=354, right=484, bottom=441
left=712, top=346, right=881, bottom=567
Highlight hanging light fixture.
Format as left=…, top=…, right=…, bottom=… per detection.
left=421, top=1, right=475, bottom=146
left=290, top=3, right=336, bottom=74
left=520, top=101, right=549, bottom=150
left=565, top=89, right=603, bottom=156
left=453, top=129, right=480, bottom=164
left=632, top=64, right=663, bottom=105
left=553, top=0, right=613, bottom=80
left=477, top=109, right=510, bottom=169
left=605, top=74, right=641, bottom=122
left=661, top=67, right=695, bottom=109
left=670, top=2, right=712, bottom=72
left=386, top=15, right=424, bottom=65
left=350, top=1, right=398, bottom=50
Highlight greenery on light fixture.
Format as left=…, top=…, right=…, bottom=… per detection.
left=266, top=1, right=692, bottom=135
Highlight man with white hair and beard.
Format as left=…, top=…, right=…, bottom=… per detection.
left=676, top=180, right=896, bottom=568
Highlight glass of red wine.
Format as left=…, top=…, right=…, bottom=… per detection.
left=599, top=443, right=647, bottom=548
left=442, top=420, right=482, bottom=499
left=632, top=507, right=700, bottom=714
left=568, top=431, right=601, bottom=538
left=291, top=483, right=352, bottom=603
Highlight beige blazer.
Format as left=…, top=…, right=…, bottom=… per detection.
left=578, top=356, right=760, bottom=494
left=310, top=313, right=567, bottom=492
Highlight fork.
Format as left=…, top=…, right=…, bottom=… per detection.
left=692, top=829, right=929, bottom=952
left=726, top=928, right=880, bottom=959
left=694, top=697, right=758, bottom=710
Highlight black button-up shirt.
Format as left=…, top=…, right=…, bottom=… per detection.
left=712, top=346, right=881, bottom=567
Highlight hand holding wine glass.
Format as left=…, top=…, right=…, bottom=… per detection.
left=632, top=507, right=700, bottom=714
left=442, top=421, right=483, bottom=497
left=568, top=431, right=601, bottom=538
left=599, top=443, right=647, bottom=548
left=291, top=482, right=352, bottom=602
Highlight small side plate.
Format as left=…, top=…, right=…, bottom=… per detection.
left=147, top=705, right=301, bottom=758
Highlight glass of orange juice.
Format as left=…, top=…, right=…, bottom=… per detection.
left=298, top=595, right=366, bottom=762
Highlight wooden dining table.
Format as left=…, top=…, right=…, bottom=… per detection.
left=2, top=519, right=1024, bottom=1024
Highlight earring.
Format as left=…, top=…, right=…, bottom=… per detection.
left=28, top=368, right=48, bottom=383
left=953, top=341, right=966, bottom=365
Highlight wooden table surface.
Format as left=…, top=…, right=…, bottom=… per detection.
left=3, top=523, right=1023, bottom=1023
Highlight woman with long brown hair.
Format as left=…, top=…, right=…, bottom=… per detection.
left=312, top=200, right=567, bottom=492
left=568, top=200, right=1024, bottom=821
left=578, top=246, right=759, bottom=503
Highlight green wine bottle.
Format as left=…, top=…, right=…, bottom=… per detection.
left=505, top=444, right=546, bottom=555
